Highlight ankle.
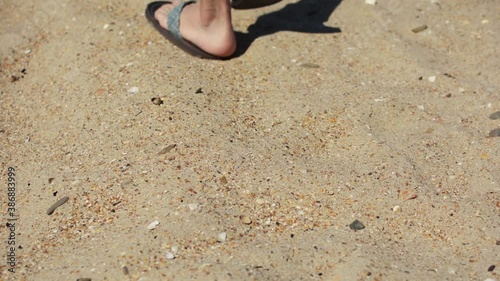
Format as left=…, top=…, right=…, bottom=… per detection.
left=199, top=1, right=232, bottom=27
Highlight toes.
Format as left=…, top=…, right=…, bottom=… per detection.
left=154, top=4, right=175, bottom=29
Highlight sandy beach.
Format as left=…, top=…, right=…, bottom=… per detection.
left=1, top=0, right=499, bottom=280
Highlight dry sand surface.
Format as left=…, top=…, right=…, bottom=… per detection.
left=0, top=0, right=499, bottom=280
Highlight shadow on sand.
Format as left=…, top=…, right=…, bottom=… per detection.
left=232, top=0, right=342, bottom=58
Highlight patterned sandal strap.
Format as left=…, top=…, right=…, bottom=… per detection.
left=167, top=1, right=196, bottom=40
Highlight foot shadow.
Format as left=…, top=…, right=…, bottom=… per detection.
left=232, top=0, right=342, bottom=58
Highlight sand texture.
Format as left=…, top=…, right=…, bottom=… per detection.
left=0, top=0, right=499, bottom=280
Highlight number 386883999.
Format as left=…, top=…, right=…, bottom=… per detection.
left=7, top=167, right=16, bottom=214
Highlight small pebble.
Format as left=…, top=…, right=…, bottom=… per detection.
left=428, top=76, right=436, bottom=82
left=219, top=176, right=228, bottom=184
left=489, top=111, right=500, bottom=120
left=412, top=25, right=428, bottom=33
left=300, top=63, right=320, bottom=69
left=487, top=265, right=496, bottom=272
left=365, top=0, right=377, bottom=4
left=195, top=88, right=203, bottom=94
left=240, top=215, right=252, bottom=225
left=77, top=279, right=91, bottom=281
left=188, top=203, right=199, bottom=211
left=158, top=144, right=176, bottom=155
left=393, top=205, right=401, bottom=212
left=147, top=220, right=160, bottom=230
left=217, top=232, right=227, bottom=242
left=10, top=75, right=20, bottom=82
left=122, top=266, right=129, bottom=275
left=151, top=97, right=163, bottom=105
left=128, top=86, right=139, bottom=94
left=349, top=220, right=365, bottom=230
left=401, top=190, right=418, bottom=201
left=488, top=128, right=500, bottom=137
left=47, top=196, right=70, bottom=215
left=48, top=178, right=55, bottom=184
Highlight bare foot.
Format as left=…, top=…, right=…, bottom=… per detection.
left=154, top=0, right=236, bottom=58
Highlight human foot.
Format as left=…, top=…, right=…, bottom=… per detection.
left=153, top=0, right=236, bottom=58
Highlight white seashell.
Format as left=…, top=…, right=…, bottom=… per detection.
left=165, top=251, right=175, bottom=260
left=217, top=232, right=227, bottom=242
left=128, top=86, right=139, bottom=93
left=147, top=220, right=159, bottom=230
left=171, top=245, right=179, bottom=253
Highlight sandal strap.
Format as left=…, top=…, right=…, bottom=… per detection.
left=167, top=1, right=196, bottom=40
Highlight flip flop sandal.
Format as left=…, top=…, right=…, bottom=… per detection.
left=231, top=0, right=282, bottom=9
left=145, top=1, right=223, bottom=59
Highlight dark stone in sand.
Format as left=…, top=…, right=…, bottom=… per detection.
left=349, top=220, right=365, bottom=230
